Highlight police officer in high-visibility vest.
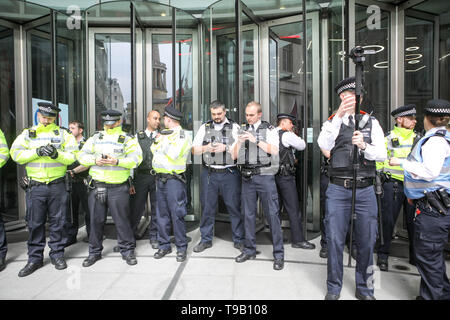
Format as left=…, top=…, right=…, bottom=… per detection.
left=376, top=104, right=418, bottom=272
left=10, top=102, right=78, bottom=277
left=317, top=77, right=387, bottom=300
left=152, top=106, right=192, bottom=262
left=0, top=129, right=9, bottom=272
left=78, top=110, right=142, bottom=267
left=275, top=113, right=315, bottom=250
left=390, top=99, right=450, bottom=300
left=192, top=100, right=244, bottom=253
left=230, top=101, right=285, bottom=271
left=131, top=110, right=160, bottom=248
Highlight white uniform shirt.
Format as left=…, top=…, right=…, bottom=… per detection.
left=401, top=126, right=450, bottom=181
left=276, top=127, right=306, bottom=151
left=317, top=113, right=386, bottom=162
left=192, top=118, right=239, bottom=169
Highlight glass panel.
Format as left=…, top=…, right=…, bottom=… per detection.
left=404, top=15, right=434, bottom=133
left=242, top=0, right=303, bottom=20
left=151, top=34, right=172, bottom=116
left=28, top=25, right=52, bottom=125
left=133, top=1, right=172, bottom=28
left=201, top=8, right=211, bottom=122
left=0, top=0, right=50, bottom=24
left=439, top=12, right=450, bottom=101
left=94, top=33, right=131, bottom=131
left=355, top=4, right=390, bottom=132
left=55, top=12, right=86, bottom=130
left=211, top=0, right=238, bottom=121
left=86, top=1, right=131, bottom=27
left=328, top=0, right=345, bottom=115
left=242, top=12, right=258, bottom=121
left=0, top=29, right=18, bottom=223
left=269, top=37, right=278, bottom=124
left=176, top=8, right=199, bottom=219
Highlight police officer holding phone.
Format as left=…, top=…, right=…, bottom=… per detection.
left=78, top=110, right=142, bottom=267
left=10, top=102, right=78, bottom=277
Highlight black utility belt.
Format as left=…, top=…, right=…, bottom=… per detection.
left=416, top=190, right=450, bottom=216
left=137, top=169, right=156, bottom=175
left=92, top=180, right=127, bottom=188
left=330, top=177, right=374, bottom=189
left=29, top=177, right=65, bottom=187
left=204, top=165, right=237, bottom=173
left=156, top=172, right=186, bottom=184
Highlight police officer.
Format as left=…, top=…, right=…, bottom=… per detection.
left=152, top=106, right=192, bottom=262
left=0, top=129, right=9, bottom=272
left=192, top=100, right=244, bottom=253
left=64, top=121, right=90, bottom=246
left=78, top=110, right=142, bottom=267
left=131, top=110, right=160, bottom=248
left=391, top=99, right=450, bottom=300
left=10, top=102, right=78, bottom=276
left=231, top=101, right=285, bottom=271
left=275, top=113, right=315, bottom=250
left=376, top=105, right=418, bottom=271
left=317, top=77, right=387, bottom=300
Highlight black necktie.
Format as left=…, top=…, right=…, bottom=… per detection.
left=348, top=115, right=354, bottom=127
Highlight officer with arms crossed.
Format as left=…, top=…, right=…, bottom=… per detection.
left=192, top=100, right=244, bottom=253
left=0, top=129, right=9, bottom=272
left=376, top=105, right=418, bottom=271
left=64, top=121, right=90, bottom=246
left=78, top=110, right=142, bottom=267
left=231, top=101, right=285, bottom=271
left=317, top=77, right=386, bottom=300
left=10, top=102, right=78, bottom=276
left=275, top=113, right=315, bottom=250
left=131, top=110, right=160, bottom=249
left=152, top=106, right=192, bottom=262
left=390, top=99, right=450, bottom=300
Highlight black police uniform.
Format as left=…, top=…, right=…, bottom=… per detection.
left=236, top=120, right=284, bottom=269
left=275, top=114, right=314, bottom=249
left=130, top=129, right=158, bottom=242
left=318, top=77, right=386, bottom=299
left=196, top=119, right=244, bottom=249
left=63, top=138, right=90, bottom=245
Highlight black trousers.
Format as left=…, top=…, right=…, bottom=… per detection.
left=275, top=174, right=306, bottom=243
left=63, top=181, right=89, bottom=240
left=0, top=212, right=7, bottom=259
left=26, top=182, right=68, bottom=263
left=88, top=184, right=136, bottom=257
left=377, top=179, right=415, bottom=262
left=130, top=172, right=157, bottom=240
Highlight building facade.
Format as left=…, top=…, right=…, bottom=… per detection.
left=0, top=0, right=448, bottom=241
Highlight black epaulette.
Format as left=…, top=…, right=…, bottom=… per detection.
left=180, top=130, right=185, bottom=139
left=205, top=120, right=213, bottom=128
left=60, top=126, right=70, bottom=133
left=92, top=131, right=103, bottom=140
left=160, top=129, right=173, bottom=135
left=126, top=132, right=134, bottom=138
left=435, top=129, right=447, bottom=137
left=137, top=130, right=146, bottom=139
left=118, top=135, right=126, bottom=143
left=27, top=128, right=37, bottom=139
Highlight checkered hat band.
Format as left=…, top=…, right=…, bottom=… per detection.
left=337, top=82, right=356, bottom=95
left=164, top=111, right=181, bottom=120
left=425, top=107, right=450, bottom=115
left=103, top=115, right=121, bottom=121
left=38, top=106, right=57, bottom=115
left=394, top=109, right=416, bottom=117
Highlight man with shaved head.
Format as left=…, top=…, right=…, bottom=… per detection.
left=130, top=110, right=161, bottom=248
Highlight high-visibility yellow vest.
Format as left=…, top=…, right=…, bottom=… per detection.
left=77, top=126, right=142, bottom=184
left=10, top=122, right=77, bottom=183
left=151, top=125, right=192, bottom=174
left=376, top=125, right=416, bottom=181
left=0, top=129, right=9, bottom=168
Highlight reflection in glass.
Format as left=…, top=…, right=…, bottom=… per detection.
left=404, top=15, right=434, bottom=133
left=217, top=33, right=237, bottom=121
left=152, top=34, right=172, bottom=117
left=439, top=12, right=450, bottom=101
left=355, top=4, right=390, bottom=132
left=94, top=34, right=131, bottom=131
left=269, top=37, right=278, bottom=124
left=0, top=30, right=18, bottom=222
